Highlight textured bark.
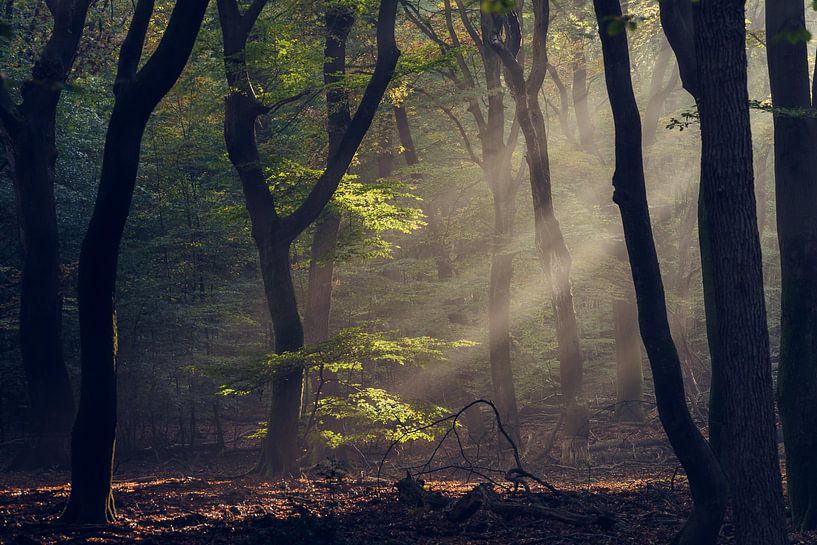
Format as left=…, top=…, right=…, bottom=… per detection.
left=693, top=2, right=787, bottom=544
left=62, top=0, right=208, bottom=523
left=613, top=294, right=643, bottom=423
left=0, top=0, right=93, bottom=468
left=593, top=1, right=727, bottom=542
left=218, top=0, right=399, bottom=475
left=765, top=0, right=817, bottom=531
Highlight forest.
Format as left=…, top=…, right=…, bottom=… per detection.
left=0, top=0, right=815, bottom=543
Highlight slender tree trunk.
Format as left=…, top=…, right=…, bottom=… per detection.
left=304, top=5, right=354, bottom=347
left=613, top=291, right=643, bottom=422
left=765, top=0, right=817, bottom=531
left=693, top=2, right=788, bottom=543
left=593, top=1, right=727, bottom=542
left=62, top=0, right=208, bottom=522
left=488, top=0, right=586, bottom=465
left=642, top=40, right=678, bottom=149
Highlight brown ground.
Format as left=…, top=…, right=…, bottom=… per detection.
left=1, top=421, right=814, bottom=544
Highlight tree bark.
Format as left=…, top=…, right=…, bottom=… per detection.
left=0, top=0, right=93, bottom=469
left=61, top=0, right=208, bottom=523
left=592, top=1, right=727, bottom=542
left=765, top=0, right=817, bottom=531
left=693, top=2, right=787, bottom=543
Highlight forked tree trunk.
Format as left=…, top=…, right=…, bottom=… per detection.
left=487, top=0, right=587, bottom=466
left=593, top=1, right=727, bottom=543
left=217, top=0, right=399, bottom=476
left=62, top=0, right=208, bottom=523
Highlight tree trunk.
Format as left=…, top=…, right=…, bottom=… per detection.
left=62, top=0, right=208, bottom=522
left=593, top=1, right=727, bottom=542
left=765, top=0, right=817, bottom=531
left=304, top=5, right=354, bottom=348
left=613, top=293, right=643, bottom=423
left=256, top=238, right=305, bottom=474
left=487, top=0, right=586, bottom=465
left=5, top=129, right=75, bottom=468
left=693, top=2, right=788, bottom=543
left=0, top=0, right=94, bottom=469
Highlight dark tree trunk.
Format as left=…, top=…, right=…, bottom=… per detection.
left=593, top=1, right=727, bottom=543
left=488, top=0, right=586, bottom=465
left=613, top=292, right=643, bottom=423
left=0, top=0, right=93, bottom=469
left=693, top=2, right=787, bottom=543
left=217, top=0, right=399, bottom=475
left=304, top=5, right=355, bottom=347
left=765, top=0, right=817, bottom=530
left=61, top=0, right=208, bottom=523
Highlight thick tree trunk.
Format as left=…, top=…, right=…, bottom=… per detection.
left=593, top=1, right=727, bottom=543
left=765, top=0, right=817, bottom=531
left=256, top=238, right=305, bottom=474
left=62, top=0, right=208, bottom=522
left=693, top=2, right=788, bottom=544
left=613, top=293, right=643, bottom=423
left=5, top=130, right=75, bottom=468
left=0, top=0, right=93, bottom=469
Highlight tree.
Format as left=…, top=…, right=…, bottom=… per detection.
left=397, top=0, right=524, bottom=444
left=217, top=0, right=399, bottom=475
left=487, top=0, right=587, bottom=465
left=61, top=0, right=209, bottom=522
left=692, top=1, right=787, bottom=543
left=592, top=1, right=727, bottom=542
left=0, top=0, right=92, bottom=468
left=765, top=0, right=817, bottom=530
left=303, top=4, right=355, bottom=347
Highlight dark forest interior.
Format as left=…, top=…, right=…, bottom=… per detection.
left=1, top=0, right=816, bottom=543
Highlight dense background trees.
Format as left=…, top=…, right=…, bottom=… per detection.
left=0, top=0, right=815, bottom=542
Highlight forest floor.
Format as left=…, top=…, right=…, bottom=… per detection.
left=1, top=420, right=815, bottom=545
